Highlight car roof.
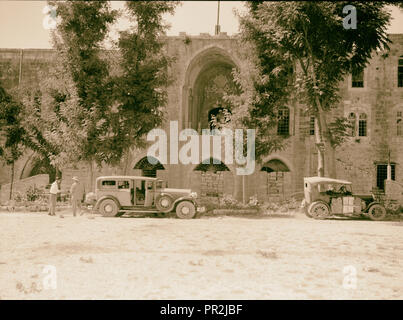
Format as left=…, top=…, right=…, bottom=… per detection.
left=304, top=176, right=352, bottom=185
left=96, top=176, right=158, bottom=181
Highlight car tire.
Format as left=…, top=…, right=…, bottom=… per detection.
left=367, top=204, right=386, bottom=221
left=99, top=199, right=119, bottom=217
left=175, top=201, right=196, bottom=219
left=155, top=195, right=174, bottom=213
left=308, top=201, right=330, bottom=220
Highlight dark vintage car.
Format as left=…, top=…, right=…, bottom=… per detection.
left=93, top=176, right=203, bottom=219
left=303, top=177, right=386, bottom=220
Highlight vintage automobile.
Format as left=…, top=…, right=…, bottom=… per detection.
left=93, top=176, right=202, bottom=219
left=303, top=177, right=387, bottom=220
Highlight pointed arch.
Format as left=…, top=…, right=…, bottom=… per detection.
left=133, top=156, right=165, bottom=178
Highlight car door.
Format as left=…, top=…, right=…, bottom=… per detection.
left=117, top=180, right=131, bottom=207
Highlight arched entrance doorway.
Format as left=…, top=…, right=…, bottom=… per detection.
left=133, top=156, right=165, bottom=178
left=260, top=159, right=291, bottom=202
left=182, top=47, right=240, bottom=132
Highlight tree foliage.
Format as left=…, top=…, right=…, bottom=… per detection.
left=111, top=1, right=179, bottom=151
left=0, top=83, right=25, bottom=199
left=0, top=85, right=25, bottom=165
left=232, top=1, right=394, bottom=176
left=20, top=0, right=178, bottom=177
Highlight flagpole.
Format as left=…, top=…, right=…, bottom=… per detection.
left=215, top=1, right=221, bottom=35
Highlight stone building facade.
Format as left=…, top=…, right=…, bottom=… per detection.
left=0, top=32, right=403, bottom=203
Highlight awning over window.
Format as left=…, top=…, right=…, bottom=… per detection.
left=134, top=157, right=165, bottom=171
left=261, top=159, right=290, bottom=173
left=194, top=158, right=230, bottom=172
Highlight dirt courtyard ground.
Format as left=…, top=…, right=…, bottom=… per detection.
left=0, top=210, right=402, bottom=300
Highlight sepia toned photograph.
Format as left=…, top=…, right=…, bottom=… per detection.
left=0, top=0, right=403, bottom=304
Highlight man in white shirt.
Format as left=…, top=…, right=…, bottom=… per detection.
left=48, top=177, right=61, bottom=216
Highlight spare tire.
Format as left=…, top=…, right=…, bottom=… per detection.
left=155, top=195, right=174, bottom=212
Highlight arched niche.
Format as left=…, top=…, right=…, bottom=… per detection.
left=181, top=46, right=240, bottom=132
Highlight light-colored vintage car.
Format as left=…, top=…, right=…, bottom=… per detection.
left=303, top=177, right=386, bottom=220
left=93, top=176, right=202, bottom=219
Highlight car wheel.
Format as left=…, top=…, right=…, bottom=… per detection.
left=308, top=201, right=330, bottom=220
left=99, top=199, right=119, bottom=217
left=156, top=195, right=173, bottom=212
left=175, top=201, right=196, bottom=219
left=367, top=204, right=386, bottom=221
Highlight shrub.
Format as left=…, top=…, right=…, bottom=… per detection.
left=13, top=191, right=26, bottom=203
left=26, top=185, right=44, bottom=202
left=219, top=194, right=240, bottom=209
left=259, top=198, right=300, bottom=215
left=384, top=200, right=403, bottom=215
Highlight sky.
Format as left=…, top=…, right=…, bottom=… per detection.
left=0, top=1, right=402, bottom=49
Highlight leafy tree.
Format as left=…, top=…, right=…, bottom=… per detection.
left=233, top=1, right=394, bottom=177
left=111, top=1, right=179, bottom=153
left=21, top=1, right=179, bottom=191
left=0, top=85, right=25, bottom=200
left=49, top=0, right=118, bottom=171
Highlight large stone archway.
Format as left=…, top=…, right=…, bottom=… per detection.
left=181, top=46, right=240, bottom=132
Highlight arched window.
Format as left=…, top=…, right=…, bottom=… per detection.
left=397, top=111, right=403, bottom=136
left=194, top=158, right=230, bottom=198
left=261, top=159, right=290, bottom=200
left=277, top=107, right=290, bottom=136
left=358, top=113, right=367, bottom=136
left=398, top=56, right=403, bottom=87
left=348, top=112, right=356, bottom=136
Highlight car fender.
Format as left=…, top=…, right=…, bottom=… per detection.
left=173, top=196, right=196, bottom=210
left=94, top=195, right=121, bottom=211
left=364, top=201, right=384, bottom=213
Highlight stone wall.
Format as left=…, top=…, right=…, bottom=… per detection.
left=0, top=174, right=49, bottom=204
left=0, top=33, right=403, bottom=202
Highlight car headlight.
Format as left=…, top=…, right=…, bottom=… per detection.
left=190, top=192, right=197, bottom=198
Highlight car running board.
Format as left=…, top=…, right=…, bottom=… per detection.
left=119, top=209, right=161, bottom=217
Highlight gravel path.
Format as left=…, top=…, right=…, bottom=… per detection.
left=0, top=211, right=402, bottom=299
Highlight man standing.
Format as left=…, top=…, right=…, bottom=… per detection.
left=70, top=176, right=82, bottom=216
left=48, top=177, right=61, bottom=216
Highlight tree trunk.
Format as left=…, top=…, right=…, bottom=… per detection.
left=123, top=149, right=131, bottom=175
left=315, top=99, right=336, bottom=178
left=314, top=117, right=325, bottom=177
left=88, top=160, right=94, bottom=192
left=9, top=161, right=14, bottom=200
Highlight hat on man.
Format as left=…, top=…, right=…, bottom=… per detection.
left=72, top=176, right=79, bottom=182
